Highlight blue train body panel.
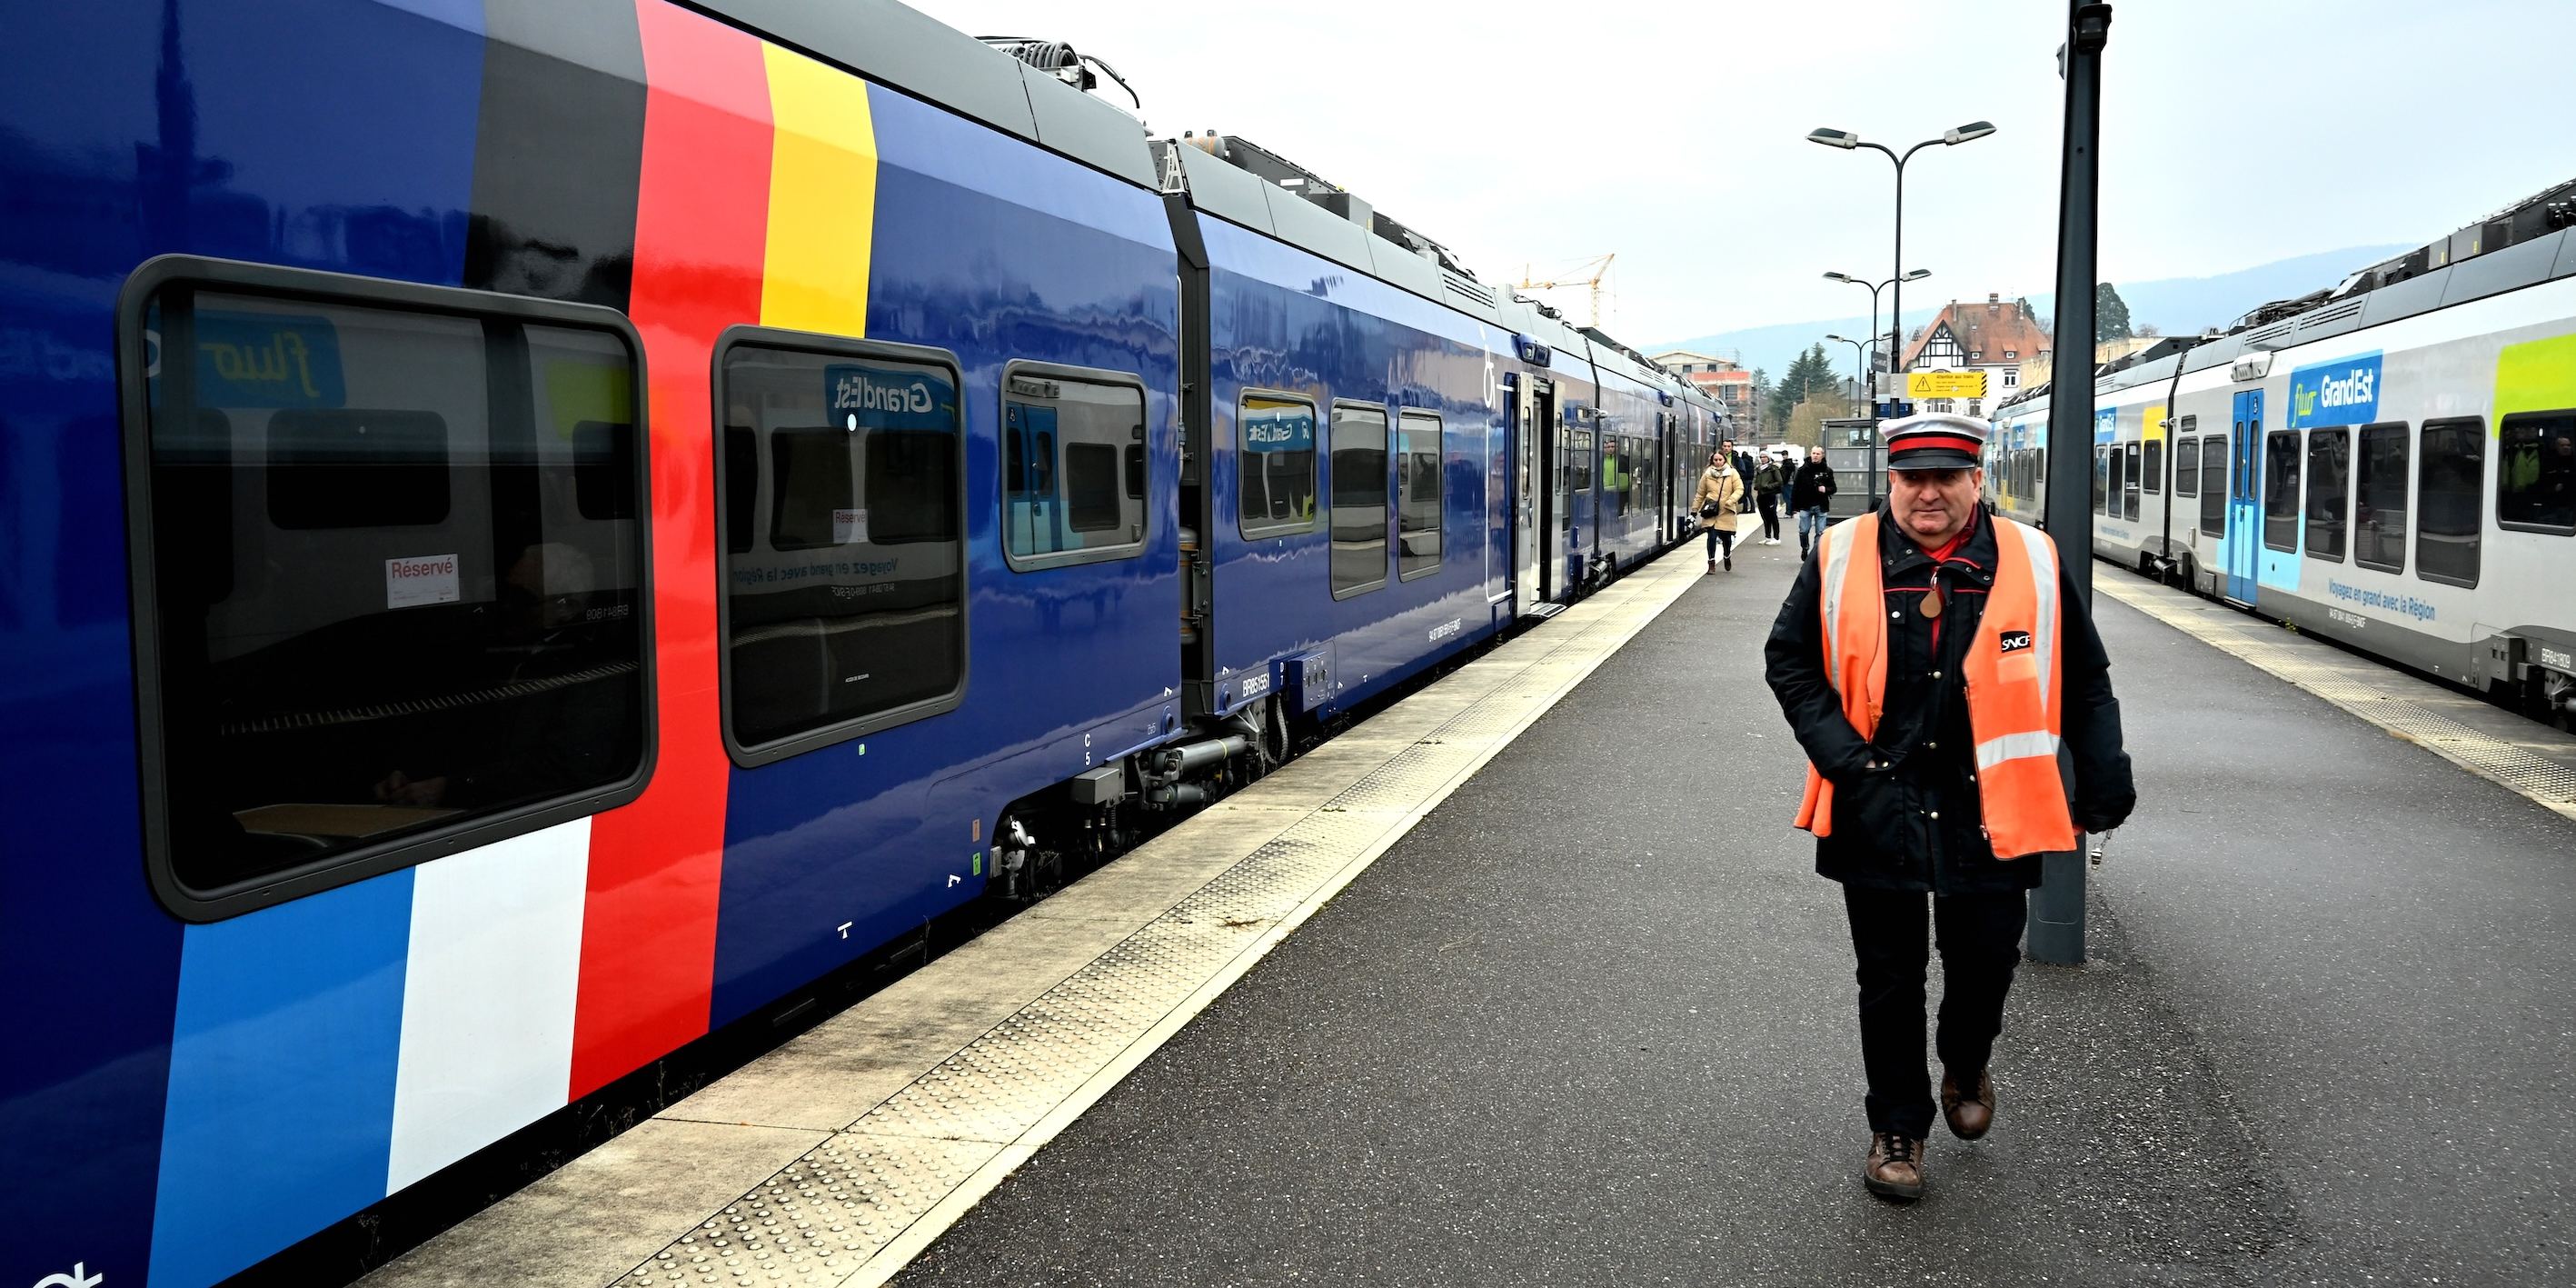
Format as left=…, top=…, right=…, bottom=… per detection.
left=709, top=85, right=1183, bottom=1025
left=1199, top=215, right=1507, bottom=714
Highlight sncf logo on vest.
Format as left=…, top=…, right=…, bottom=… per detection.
left=1999, top=630, right=2034, bottom=654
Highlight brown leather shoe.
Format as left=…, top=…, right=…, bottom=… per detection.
left=1942, top=1069, right=1995, bottom=1140
left=1864, top=1132, right=1925, bottom=1200
left=1706, top=559, right=1717, bottom=574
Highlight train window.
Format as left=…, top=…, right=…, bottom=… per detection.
left=1397, top=411, right=1443, bottom=580
left=2092, top=446, right=2108, bottom=514
left=125, top=268, right=650, bottom=917
left=1329, top=403, right=1389, bottom=598
left=2304, top=427, right=2349, bottom=562
left=2355, top=423, right=2409, bottom=573
left=2263, top=430, right=2300, bottom=552
left=2198, top=434, right=2226, bottom=535
left=1000, top=365, right=1147, bottom=566
left=2122, top=442, right=2141, bottom=520
left=717, top=333, right=966, bottom=763
left=2174, top=437, right=2199, bottom=498
left=1239, top=393, right=1318, bottom=538
left=2415, top=419, right=2484, bottom=586
left=2495, top=411, right=2576, bottom=533
left=2143, top=440, right=2162, bottom=495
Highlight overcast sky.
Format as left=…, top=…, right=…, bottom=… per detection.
left=906, top=0, right=2576, bottom=346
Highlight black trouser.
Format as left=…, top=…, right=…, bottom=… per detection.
left=1840, top=885, right=2027, bottom=1138
left=1757, top=491, right=1780, bottom=539
left=1704, top=521, right=1734, bottom=560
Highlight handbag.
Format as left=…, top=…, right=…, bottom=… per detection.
left=1697, top=500, right=1722, bottom=518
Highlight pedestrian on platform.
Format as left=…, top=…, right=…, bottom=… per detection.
left=1692, top=449, right=1745, bottom=574
left=1762, top=413, right=2134, bottom=1203
left=1752, top=452, right=1786, bottom=545
left=1789, top=446, right=1837, bottom=558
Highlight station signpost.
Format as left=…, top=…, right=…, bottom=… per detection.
left=2032, top=0, right=2113, bottom=967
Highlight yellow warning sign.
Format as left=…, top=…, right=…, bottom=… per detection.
left=1905, top=369, right=1989, bottom=399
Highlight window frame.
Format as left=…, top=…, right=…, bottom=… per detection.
left=997, top=359, right=1152, bottom=571
left=2353, top=421, right=2410, bottom=574
left=1397, top=409, right=1444, bottom=581
left=2414, top=416, right=2486, bottom=588
left=711, top=324, right=970, bottom=768
left=116, top=253, right=658, bottom=923
left=1237, top=387, right=1323, bottom=540
left=2198, top=433, right=2227, bottom=535
left=1328, top=398, right=1392, bottom=600
left=2494, top=409, right=2576, bottom=535
left=2263, top=428, right=2302, bottom=553
left=2303, top=425, right=2350, bottom=564
left=2174, top=434, right=2199, bottom=499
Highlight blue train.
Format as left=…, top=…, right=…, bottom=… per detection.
left=0, top=1, right=1729, bottom=1283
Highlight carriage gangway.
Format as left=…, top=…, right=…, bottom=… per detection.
left=363, top=534, right=2576, bottom=1288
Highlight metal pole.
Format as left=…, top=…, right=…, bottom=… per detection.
left=1866, top=282, right=1882, bottom=416
left=2032, top=0, right=2112, bottom=968
left=2156, top=334, right=2199, bottom=581
left=1879, top=162, right=1903, bottom=516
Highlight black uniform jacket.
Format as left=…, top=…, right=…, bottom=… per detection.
left=1788, top=462, right=1838, bottom=513
left=1763, top=506, right=2136, bottom=894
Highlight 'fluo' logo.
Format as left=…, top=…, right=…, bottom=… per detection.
left=2289, top=352, right=2382, bottom=429
left=34, top=1263, right=105, bottom=1288
left=192, top=311, right=344, bottom=407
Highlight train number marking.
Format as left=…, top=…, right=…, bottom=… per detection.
left=2542, top=646, right=2573, bottom=672
left=1239, top=671, right=1270, bottom=700
left=2328, top=608, right=2366, bottom=630
left=1428, top=618, right=1461, bottom=643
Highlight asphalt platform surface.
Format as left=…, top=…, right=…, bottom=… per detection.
left=895, top=537, right=2576, bottom=1287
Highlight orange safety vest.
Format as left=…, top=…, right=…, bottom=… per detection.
left=1792, top=512, right=2076, bottom=860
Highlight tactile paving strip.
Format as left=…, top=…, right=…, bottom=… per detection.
left=617, top=553, right=1712, bottom=1288
left=2100, top=576, right=2576, bottom=818
left=614, top=1135, right=1002, bottom=1287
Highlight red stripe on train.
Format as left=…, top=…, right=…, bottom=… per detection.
left=569, top=0, right=772, bottom=1099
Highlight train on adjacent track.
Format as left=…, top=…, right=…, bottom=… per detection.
left=1986, top=178, right=2576, bottom=729
left=0, top=2, right=1729, bottom=1283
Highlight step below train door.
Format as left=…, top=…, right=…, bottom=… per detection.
left=2223, top=388, right=2263, bottom=601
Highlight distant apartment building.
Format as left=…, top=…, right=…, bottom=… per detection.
left=1650, top=349, right=1755, bottom=428
left=1896, top=294, right=2051, bottom=418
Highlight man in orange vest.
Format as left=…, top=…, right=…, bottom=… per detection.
left=1763, top=413, right=2133, bottom=1202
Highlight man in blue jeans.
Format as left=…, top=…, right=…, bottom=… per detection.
left=1788, top=444, right=1838, bottom=557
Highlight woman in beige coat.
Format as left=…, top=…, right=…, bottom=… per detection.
left=1692, top=449, right=1746, bottom=573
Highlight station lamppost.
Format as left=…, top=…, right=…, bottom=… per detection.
left=1808, top=121, right=1996, bottom=511
left=2032, top=1, right=2114, bottom=967
left=1822, top=334, right=1868, bottom=417
left=1823, top=268, right=1930, bottom=411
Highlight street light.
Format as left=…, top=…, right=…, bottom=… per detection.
left=1823, top=268, right=1930, bottom=407
left=1808, top=120, right=1994, bottom=510
left=1823, top=334, right=1867, bottom=416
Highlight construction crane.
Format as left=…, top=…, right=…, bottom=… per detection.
left=1516, top=254, right=1616, bottom=328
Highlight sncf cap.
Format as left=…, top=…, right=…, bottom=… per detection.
left=1881, top=412, right=1989, bottom=471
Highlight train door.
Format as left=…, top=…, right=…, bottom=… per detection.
left=1660, top=414, right=1676, bottom=541
left=1523, top=379, right=1553, bottom=604
left=2223, top=389, right=2263, bottom=601
left=1562, top=423, right=1590, bottom=591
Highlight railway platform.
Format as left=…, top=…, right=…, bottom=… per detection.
left=365, top=533, right=2576, bottom=1288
